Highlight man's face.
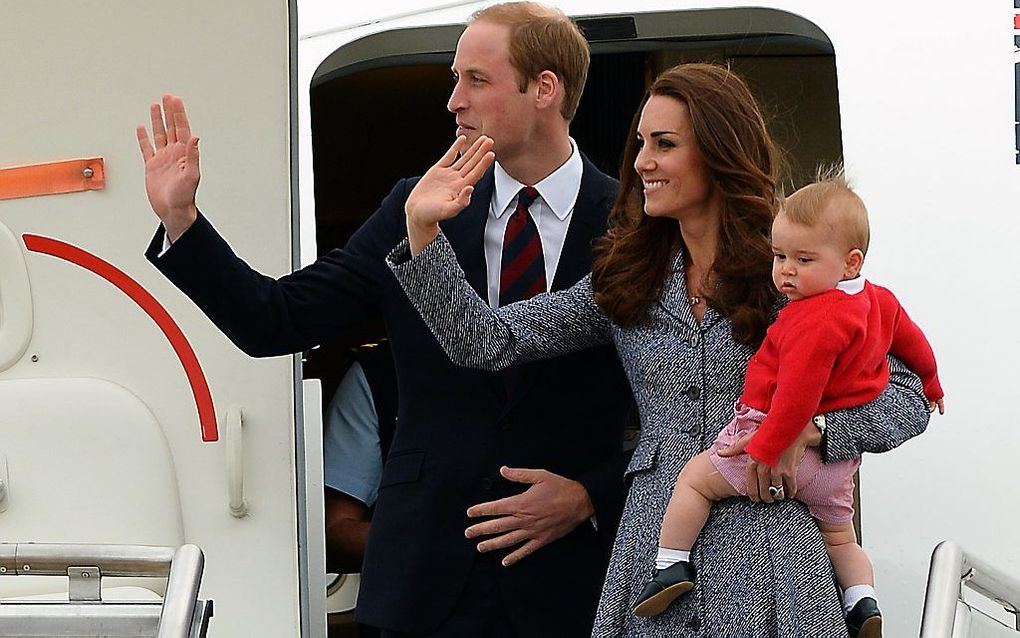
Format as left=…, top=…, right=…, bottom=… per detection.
left=448, top=21, right=536, bottom=164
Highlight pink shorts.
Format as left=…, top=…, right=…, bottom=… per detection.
left=708, top=402, right=860, bottom=526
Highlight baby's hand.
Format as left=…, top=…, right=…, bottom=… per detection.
left=929, top=398, right=945, bottom=415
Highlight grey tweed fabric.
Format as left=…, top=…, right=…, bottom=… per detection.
left=388, top=232, right=929, bottom=637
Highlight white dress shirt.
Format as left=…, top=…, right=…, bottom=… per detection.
left=483, top=139, right=582, bottom=308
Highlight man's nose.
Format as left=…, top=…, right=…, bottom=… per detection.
left=447, top=83, right=466, bottom=113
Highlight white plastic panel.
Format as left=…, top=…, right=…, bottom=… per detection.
left=0, top=221, right=33, bottom=372
left=0, top=378, right=183, bottom=598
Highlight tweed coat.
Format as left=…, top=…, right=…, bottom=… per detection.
left=388, top=232, right=929, bottom=637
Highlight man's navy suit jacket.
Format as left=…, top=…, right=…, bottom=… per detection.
left=145, top=156, right=633, bottom=636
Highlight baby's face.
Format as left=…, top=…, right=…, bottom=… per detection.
left=771, top=213, right=854, bottom=301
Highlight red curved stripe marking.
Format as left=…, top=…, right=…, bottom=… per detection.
left=23, top=234, right=218, bottom=442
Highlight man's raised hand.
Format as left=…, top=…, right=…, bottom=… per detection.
left=406, top=135, right=495, bottom=256
left=136, top=94, right=200, bottom=242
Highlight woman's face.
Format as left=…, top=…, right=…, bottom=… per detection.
left=633, top=95, right=719, bottom=223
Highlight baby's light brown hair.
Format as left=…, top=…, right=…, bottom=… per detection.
left=781, top=166, right=870, bottom=257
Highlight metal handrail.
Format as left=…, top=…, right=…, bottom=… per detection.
left=0, top=543, right=175, bottom=577
left=920, top=540, right=1020, bottom=636
left=0, top=542, right=206, bottom=638
left=157, top=544, right=205, bottom=638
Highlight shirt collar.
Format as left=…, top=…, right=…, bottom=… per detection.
left=836, top=277, right=866, bottom=295
left=491, top=138, right=582, bottom=221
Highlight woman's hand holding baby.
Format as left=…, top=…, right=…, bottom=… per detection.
left=717, top=419, right=821, bottom=503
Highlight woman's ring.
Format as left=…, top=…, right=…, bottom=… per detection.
left=768, top=485, right=784, bottom=498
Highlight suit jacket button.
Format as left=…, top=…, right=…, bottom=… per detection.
left=482, top=477, right=494, bottom=490
left=498, top=417, right=511, bottom=430
left=686, top=385, right=701, bottom=400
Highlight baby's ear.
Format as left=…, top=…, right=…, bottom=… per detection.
left=844, top=249, right=865, bottom=278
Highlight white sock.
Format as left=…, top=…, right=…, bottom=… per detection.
left=842, top=584, right=877, bottom=614
left=655, top=547, right=690, bottom=571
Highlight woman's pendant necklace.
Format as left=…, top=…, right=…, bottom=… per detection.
left=689, top=294, right=702, bottom=306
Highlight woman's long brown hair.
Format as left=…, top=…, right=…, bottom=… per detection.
left=591, top=63, right=782, bottom=345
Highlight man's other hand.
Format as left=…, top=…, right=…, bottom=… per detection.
left=465, top=465, right=593, bottom=567
left=136, top=94, right=200, bottom=242
left=405, top=135, right=494, bottom=256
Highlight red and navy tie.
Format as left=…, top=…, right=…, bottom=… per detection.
left=499, top=186, right=546, bottom=307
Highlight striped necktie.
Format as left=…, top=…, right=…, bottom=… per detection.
left=499, top=186, right=546, bottom=306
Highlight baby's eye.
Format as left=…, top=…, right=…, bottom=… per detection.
left=773, top=253, right=785, bottom=260
left=797, top=257, right=813, bottom=264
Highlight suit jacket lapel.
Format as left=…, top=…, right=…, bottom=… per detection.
left=440, top=167, right=494, bottom=299
left=551, top=155, right=613, bottom=292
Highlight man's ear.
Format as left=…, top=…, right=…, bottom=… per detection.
left=534, top=70, right=560, bottom=110
left=844, top=249, right=865, bottom=278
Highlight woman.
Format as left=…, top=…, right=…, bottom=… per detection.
left=390, top=63, right=928, bottom=636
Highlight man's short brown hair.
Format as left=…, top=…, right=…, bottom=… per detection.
left=470, top=2, right=590, bottom=121
left=782, top=166, right=871, bottom=257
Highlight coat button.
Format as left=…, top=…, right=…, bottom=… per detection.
left=689, top=333, right=700, bottom=347
left=686, top=385, right=701, bottom=400
left=687, top=616, right=701, bottom=630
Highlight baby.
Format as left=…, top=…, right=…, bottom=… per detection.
left=633, top=173, right=944, bottom=638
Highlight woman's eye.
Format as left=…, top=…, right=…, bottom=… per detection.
left=658, top=139, right=675, bottom=149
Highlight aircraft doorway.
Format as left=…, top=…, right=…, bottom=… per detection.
left=304, top=8, right=844, bottom=635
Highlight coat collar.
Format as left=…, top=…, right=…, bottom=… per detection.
left=656, top=245, right=723, bottom=330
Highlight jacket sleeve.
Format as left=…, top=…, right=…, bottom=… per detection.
left=386, top=231, right=612, bottom=370
left=576, top=442, right=633, bottom=537
left=145, top=179, right=412, bottom=357
left=821, top=355, right=930, bottom=462
left=887, top=301, right=944, bottom=402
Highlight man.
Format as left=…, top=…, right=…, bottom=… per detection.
left=323, top=342, right=398, bottom=577
left=325, top=342, right=397, bottom=638
left=136, top=3, right=632, bottom=636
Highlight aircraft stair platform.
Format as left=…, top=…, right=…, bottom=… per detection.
left=922, top=541, right=1020, bottom=637
left=0, top=543, right=211, bottom=637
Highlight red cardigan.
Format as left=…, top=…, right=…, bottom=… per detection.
left=742, top=280, right=943, bottom=467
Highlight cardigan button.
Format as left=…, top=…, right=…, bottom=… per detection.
left=686, top=385, right=701, bottom=400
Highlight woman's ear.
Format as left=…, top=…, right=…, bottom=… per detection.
left=844, top=249, right=865, bottom=278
